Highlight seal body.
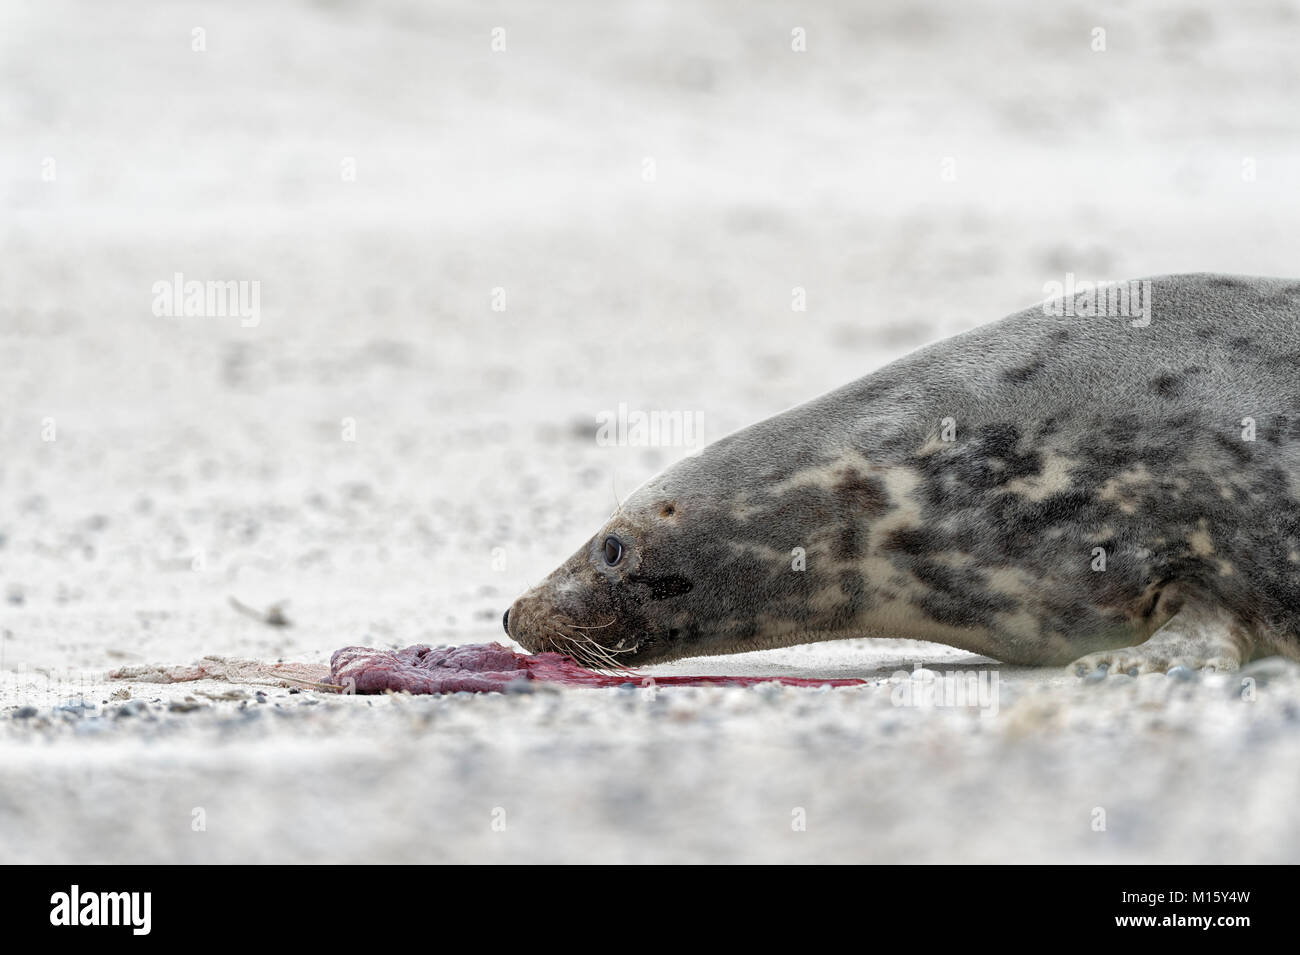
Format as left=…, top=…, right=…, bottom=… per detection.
left=506, top=274, right=1300, bottom=672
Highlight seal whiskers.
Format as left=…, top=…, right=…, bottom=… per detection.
left=544, top=624, right=633, bottom=673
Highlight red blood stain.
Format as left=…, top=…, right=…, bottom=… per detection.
left=329, top=642, right=864, bottom=694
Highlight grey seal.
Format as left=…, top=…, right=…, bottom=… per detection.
left=505, top=273, right=1300, bottom=676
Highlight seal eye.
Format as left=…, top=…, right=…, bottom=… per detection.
left=602, top=536, right=624, bottom=566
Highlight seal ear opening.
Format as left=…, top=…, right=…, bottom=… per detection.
left=659, top=502, right=677, bottom=518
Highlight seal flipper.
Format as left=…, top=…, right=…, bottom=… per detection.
left=1070, top=600, right=1254, bottom=677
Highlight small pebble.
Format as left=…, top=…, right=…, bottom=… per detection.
left=74, top=718, right=107, bottom=736
left=113, top=700, right=149, bottom=719
left=504, top=678, right=535, bottom=695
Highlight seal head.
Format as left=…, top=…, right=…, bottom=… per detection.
left=504, top=422, right=882, bottom=667
left=504, top=495, right=705, bottom=668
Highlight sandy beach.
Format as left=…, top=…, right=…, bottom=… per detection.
left=3, top=0, right=1300, bottom=863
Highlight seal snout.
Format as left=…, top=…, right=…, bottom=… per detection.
left=503, top=583, right=622, bottom=665
left=503, top=592, right=547, bottom=653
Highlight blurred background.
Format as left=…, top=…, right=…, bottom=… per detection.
left=2, top=1, right=1299, bottom=863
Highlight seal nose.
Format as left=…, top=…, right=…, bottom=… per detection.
left=502, top=608, right=510, bottom=635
